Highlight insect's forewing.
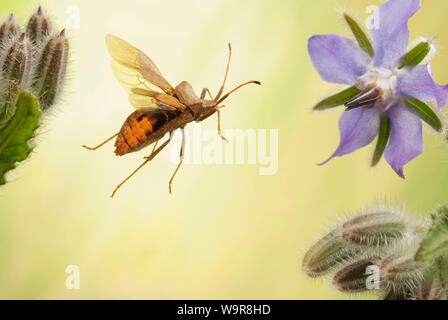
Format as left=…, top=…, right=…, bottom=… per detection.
left=111, top=60, right=184, bottom=110
left=107, top=39, right=186, bottom=112
left=106, top=34, right=174, bottom=95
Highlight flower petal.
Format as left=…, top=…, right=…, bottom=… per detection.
left=385, top=103, right=423, bottom=178
left=319, top=107, right=380, bottom=165
left=308, top=34, right=371, bottom=85
left=396, top=64, right=448, bottom=109
left=370, top=0, right=421, bottom=69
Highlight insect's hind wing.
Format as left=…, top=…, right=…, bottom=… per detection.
left=112, top=61, right=185, bottom=111
left=128, top=91, right=158, bottom=109
left=111, top=59, right=159, bottom=93
left=128, top=93, right=181, bottom=112
left=131, top=88, right=185, bottom=111
left=106, top=34, right=175, bottom=95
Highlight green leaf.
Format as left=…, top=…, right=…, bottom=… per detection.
left=405, top=98, right=442, bottom=132
left=415, top=206, right=448, bottom=261
left=344, top=13, right=374, bottom=57
left=399, top=41, right=431, bottom=69
left=371, top=116, right=390, bottom=167
left=0, top=90, right=40, bottom=185
left=313, top=86, right=360, bottom=111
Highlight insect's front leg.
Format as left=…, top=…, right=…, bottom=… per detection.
left=200, top=88, right=213, bottom=100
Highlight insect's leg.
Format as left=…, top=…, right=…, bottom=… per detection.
left=216, top=109, right=229, bottom=142
left=143, top=140, right=159, bottom=159
left=82, top=133, right=118, bottom=150
left=111, top=134, right=172, bottom=198
left=200, top=88, right=214, bottom=100
left=168, top=128, right=186, bottom=194
left=214, top=43, right=232, bottom=101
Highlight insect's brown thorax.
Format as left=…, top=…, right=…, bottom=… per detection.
left=174, top=81, right=201, bottom=106
left=175, top=81, right=218, bottom=116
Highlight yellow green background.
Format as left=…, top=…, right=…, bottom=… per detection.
left=1, top=0, right=447, bottom=299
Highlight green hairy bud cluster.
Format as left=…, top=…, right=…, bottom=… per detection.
left=0, top=7, right=69, bottom=185
left=302, top=205, right=448, bottom=300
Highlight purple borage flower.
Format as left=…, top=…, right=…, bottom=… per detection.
left=308, top=0, right=448, bottom=178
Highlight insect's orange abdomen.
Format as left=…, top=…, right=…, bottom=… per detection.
left=114, top=108, right=178, bottom=156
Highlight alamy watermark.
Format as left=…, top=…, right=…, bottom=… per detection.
left=365, top=5, right=380, bottom=30
left=365, top=265, right=380, bottom=290
left=168, top=123, right=278, bottom=175
left=65, top=265, right=80, bottom=290
left=65, top=5, right=80, bottom=30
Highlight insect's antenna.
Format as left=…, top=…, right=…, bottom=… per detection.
left=217, top=80, right=261, bottom=104
left=214, top=43, right=232, bottom=101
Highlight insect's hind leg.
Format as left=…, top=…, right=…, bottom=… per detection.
left=168, top=128, right=186, bottom=194
left=143, top=140, right=159, bottom=160
left=82, top=133, right=118, bottom=150
left=111, top=133, right=173, bottom=198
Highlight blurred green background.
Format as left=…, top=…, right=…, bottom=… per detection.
left=1, top=0, right=448, bottom=299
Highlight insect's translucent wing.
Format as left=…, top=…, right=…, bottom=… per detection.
left=128, top=91, right=158, bottom=109
left=112, top=61, right=186, bottom=111
left=106, top=34, right=174, bottom=95
left=129, top=88, right=184, bottom=111
left=111, top=60, right=158, bottom=93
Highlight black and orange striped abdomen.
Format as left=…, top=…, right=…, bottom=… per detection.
left=115, top=108, right=178, bottom=156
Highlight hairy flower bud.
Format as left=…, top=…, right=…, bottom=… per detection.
left=0, top=14, right=20, bottom=45
left=0, top=81, right=19, bottom=129
left=302, top=229, right=362, bottom=277
left=342, top=211, right=408, bottom=246
left=26, top=6, right=53, bottom=45
left=379, top=254, right=425, bottom=290
left=332, top=258, right=378, bottom=293
left=32, top=29, right=69, bottom=110
left=2, top=33, right=32, bottom=87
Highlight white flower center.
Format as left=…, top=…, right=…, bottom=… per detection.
left=356, top=67, right=398, bottom=109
